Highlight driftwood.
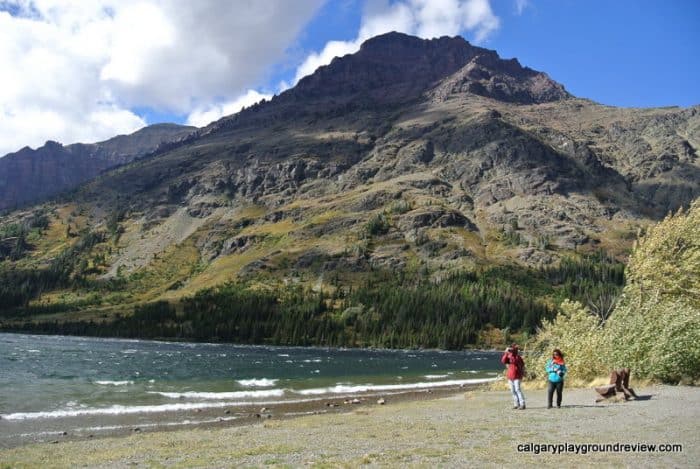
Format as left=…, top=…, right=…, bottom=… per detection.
left=595, top=368, right=639, bottom=402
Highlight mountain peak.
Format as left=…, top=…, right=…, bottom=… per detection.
left=206, top=32, right=570, bottom=137
left=290, top=32, right=568, bottom=106
left=358, top=31, right=469, bottom=52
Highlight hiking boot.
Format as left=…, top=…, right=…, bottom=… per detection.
left=518, top=404, right=526, bottom=410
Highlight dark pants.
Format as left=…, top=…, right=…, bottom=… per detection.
left=547, top=380, right=564, bottom=407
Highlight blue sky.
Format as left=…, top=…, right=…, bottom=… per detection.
left=0, top=0, right=698, bottom=155
left=486, top=0, right=700, bottom=108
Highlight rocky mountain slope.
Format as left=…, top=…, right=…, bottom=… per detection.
left=0, top=123, right=195, bottom=210
left=1, top=32, right=698, bottom=317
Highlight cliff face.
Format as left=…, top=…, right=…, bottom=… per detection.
left=0, top=124, right=195, bottom=210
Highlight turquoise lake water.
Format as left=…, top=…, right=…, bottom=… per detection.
left=0, top=333, right=501, bottom=446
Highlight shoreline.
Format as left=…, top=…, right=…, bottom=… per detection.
left=0, top=383, right=488, bottom=450
left=1, top=384, right=697, bottom=467
left=0, top=330, right=508, bottom=352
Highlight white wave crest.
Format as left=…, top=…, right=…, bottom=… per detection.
left=150, top=389, right=284, bottom=400
left=94, top=380, right=134, bottom=386
left=236, top=378, right=279, bottom=387
left=424, top=374, right=448, bottom=379
left=1, top=398, right=299, bottom=421
left=294, top=378, right=497, bottom=395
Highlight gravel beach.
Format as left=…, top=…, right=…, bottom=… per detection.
left=1, top=385, right=697, bottom=468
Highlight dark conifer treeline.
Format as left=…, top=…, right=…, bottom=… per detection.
left=541, top=251, right=625, bottom=306
left=2, top=252, right=625, bottom=349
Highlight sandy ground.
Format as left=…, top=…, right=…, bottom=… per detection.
left=1, top=385, right=697, bottom=468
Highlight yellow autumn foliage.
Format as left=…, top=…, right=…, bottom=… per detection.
left=527, top=299, right=607, bottom=382
left=529, top=199, right=700, bottom=383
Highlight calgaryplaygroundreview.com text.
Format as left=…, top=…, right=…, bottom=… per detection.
left=517, top=442, right=683, bottom=455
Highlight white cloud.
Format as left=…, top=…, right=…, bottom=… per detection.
left=100, top=0, right=323, bottom=112
left=0, top=7, right=146, bottom=155
left=0, top=0, right=323, bottom=155
left=292, top=0, right=500, bottom=85
left=186, top=90, right=272, bottom=127
left=0, top=0, right=500, bottom=157
left=293, top=40, right=362, bottom=85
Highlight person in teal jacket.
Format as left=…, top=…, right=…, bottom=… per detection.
left=545, top=348, right=567, bottom=408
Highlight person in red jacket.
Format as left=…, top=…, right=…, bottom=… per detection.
left=501, top=343, right=526, bottom=409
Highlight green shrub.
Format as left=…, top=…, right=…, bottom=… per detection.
left=603, top=201, right=700, bottom=382
left=528, top=299, right=607, bottom=382
left=605, top=296, right=700, bottom=382
left=364, top=213, right=390, bottom=237
left=529, top=200, right=700, bottom=383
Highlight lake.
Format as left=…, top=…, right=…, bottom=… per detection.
left=0, top=333, right=501, bottom=447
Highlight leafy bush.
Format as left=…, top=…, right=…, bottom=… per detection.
left=527, top=299, right=607, bottom=382
left=605, top=297, right=699, bottom=383
left=604, top=201, right=700, bottom=382
left=364, top=213, right=390, bottom=237
left=529, top=200, right=700, bottom=383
